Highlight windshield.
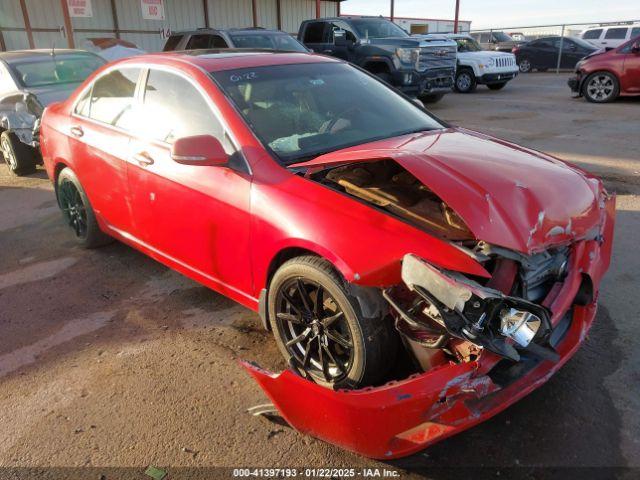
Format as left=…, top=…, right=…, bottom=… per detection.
left=455, top=37, right=482, bottom=52
left=211, top=63, right=443, bottom=165
left=492, top=32, right=513, bottom=42
left=570, top=37, right=597, bottom=50
left=229, top=33, right=308, bottom=52
left=349, top=19, right=408, bottom=39
left=12, top=54, right=105, bottom=88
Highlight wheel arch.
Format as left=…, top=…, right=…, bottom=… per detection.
left=361, top=57, right=393, bottom=74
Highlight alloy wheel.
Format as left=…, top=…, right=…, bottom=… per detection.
left=519, top=59, right=531, bottom=73
left=275, top=277, right=354, bottom=383
left=58, top=179, right=88, bottom=238
left=586, top=75, right=615, bottom=102
left=456, top=72, right=472, bottom=92
left=1, top=137, right=17, bottom=170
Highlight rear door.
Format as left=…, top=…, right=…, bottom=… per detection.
left=126, top=67, right=253, bottom=296
left=68, top=67, right=142, bottom=233
left=526, top=39, right=556, bottom=69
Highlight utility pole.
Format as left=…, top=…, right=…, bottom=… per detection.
left=454, top=0, right=460, bottom=33
left=390, top=0, right=395, bottom=22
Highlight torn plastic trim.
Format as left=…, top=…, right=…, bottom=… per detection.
left=400, top=254, right=557, bottom=362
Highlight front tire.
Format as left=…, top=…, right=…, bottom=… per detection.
left=487, top=82, right=508, bottom=90
left=268, top=256, right=395, bottom=389
left=454, top=69, right=477, bottom=93
left=518, top=58, right=532, bottom=73
left=583, top=72, right=619, bottom=103
left=1, top=131, right=37, bottom=176
left=56, top=168, right=112, bottom=248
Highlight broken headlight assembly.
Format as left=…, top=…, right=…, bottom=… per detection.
left=385, top=254, right=560, bottom=370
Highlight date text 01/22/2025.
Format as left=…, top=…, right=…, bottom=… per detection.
left=232, top=468, right=401, bottom=477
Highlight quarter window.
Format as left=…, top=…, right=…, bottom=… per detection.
left=140, top=69, right=228, bottom=147
left=87, top=68, right=141, bottom=127
left=631, top=27, right=640, bottom=38
left=582, top=29, right=602, bottom=40
left=605, top=28, right=628, bottom=40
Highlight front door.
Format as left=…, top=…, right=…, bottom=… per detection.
left=622, top=44, right=640, bottom=93
left=68, top=67, right=142, bottom=233
left=126, top=68, right=253, bottom=299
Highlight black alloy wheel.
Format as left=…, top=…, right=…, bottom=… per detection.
left=274, top=277, right=354, bottom=384
left=58, top=177, right=88, bottom=239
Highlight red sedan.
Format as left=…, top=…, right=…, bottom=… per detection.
left=569, top=35, right=640, bottom=102
left=40, top=51, right=615, bottom=458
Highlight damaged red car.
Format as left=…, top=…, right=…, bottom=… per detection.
left=40, top=51, right=615, bottom=459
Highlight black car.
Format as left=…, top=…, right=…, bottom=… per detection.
left=298, top=17, right=457, bottom=103
left=513, top=36, right=597, bottom=73
left=163, top=27, right=309, bottom=53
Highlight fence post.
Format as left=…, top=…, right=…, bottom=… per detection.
left=556, top=24, right=565, bottom=74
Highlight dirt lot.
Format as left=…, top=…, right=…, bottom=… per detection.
left=0, top=73, right=638, bottom=479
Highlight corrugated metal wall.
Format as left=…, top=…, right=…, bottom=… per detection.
left=0, top=0, right=340, bottom=52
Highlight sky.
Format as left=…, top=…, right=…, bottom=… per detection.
left=341, top=0, right=640, bottom=30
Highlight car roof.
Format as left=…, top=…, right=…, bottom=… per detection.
left=171, top=28, right=291, bottom=36
left=114, top=49, right=340, bottom=72
left=0, top=49, right=96, bottom=64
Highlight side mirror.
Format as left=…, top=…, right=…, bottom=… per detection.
left=171, top=135, right=228, bottom=166
left=333, top=29, right=348, bottom=47
left=632, top=41, right=640, bottom=53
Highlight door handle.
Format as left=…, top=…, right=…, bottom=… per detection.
left=323, top=49, right=334, bottom=53
left=70, top=126, right=84, bottom=138
left=131, top=151, right=155, bottom=167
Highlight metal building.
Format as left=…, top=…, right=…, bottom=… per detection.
left=0, top=0, right=343, bottom=52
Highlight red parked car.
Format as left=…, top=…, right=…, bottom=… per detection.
left=569, top=35, right=640, bottom=102
left=40, top=51, right=615, bottom=459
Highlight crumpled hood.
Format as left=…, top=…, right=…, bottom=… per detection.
left=292, top=128, right=604, bottom=254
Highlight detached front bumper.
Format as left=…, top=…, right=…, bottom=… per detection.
left=244, top=195, right=615, bottom=459
left=568, top=73, right=582, bottom=94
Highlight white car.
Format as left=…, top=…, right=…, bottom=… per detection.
left=445, top=34, right=519, bottom=93
left=581, top=24, right=640, bottom=49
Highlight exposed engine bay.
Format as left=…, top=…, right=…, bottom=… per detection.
left=312, top=159, right=578, bottom=375
left=317, top=160, right=474, bottom=240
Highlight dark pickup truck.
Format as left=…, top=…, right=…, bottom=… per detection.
left=298, top=16, right=457, bottom=102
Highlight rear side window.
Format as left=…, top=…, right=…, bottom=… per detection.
left=87, top=68, right=141, bottom=128
left=139, top=69, right=229, bottom=147
left=631, top=27, right=640, bottom=38
left=163, top=34, right=183, bottom=51
left=605, top=27, right=628, bottom=39
left=582, top=29, right=602, bottom=40
left=303, top=22, right=326, bottom=43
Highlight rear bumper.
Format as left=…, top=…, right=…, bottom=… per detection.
left=244, top=195, right=616, bottom=459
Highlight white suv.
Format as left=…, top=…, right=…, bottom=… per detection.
left=445, top=34, right=519, bottom=93
left=581, top=24, right=640, bottom=49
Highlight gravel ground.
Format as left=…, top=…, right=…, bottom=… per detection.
left=0, top=72, right=638, bottom=479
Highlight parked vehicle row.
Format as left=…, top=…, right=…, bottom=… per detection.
left=581, top=23, right=640, bottom=49
left=37, top=47, right=615, bottom=458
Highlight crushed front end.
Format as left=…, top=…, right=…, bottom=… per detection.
left=244, top=190, right=615, bottom=459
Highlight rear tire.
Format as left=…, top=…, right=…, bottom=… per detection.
left=487, top=82, right=508, bottom=90
left=419, top=93, right=445, bottom=104
left=1, top=131, right=37, bottom=176
left=454, top=69, right=477, bottom=93
left=268, top=255, right=396, bottom=389
left=583, top=72, right=619, bottom=103
left=56, top=168, right=112, bottom=248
